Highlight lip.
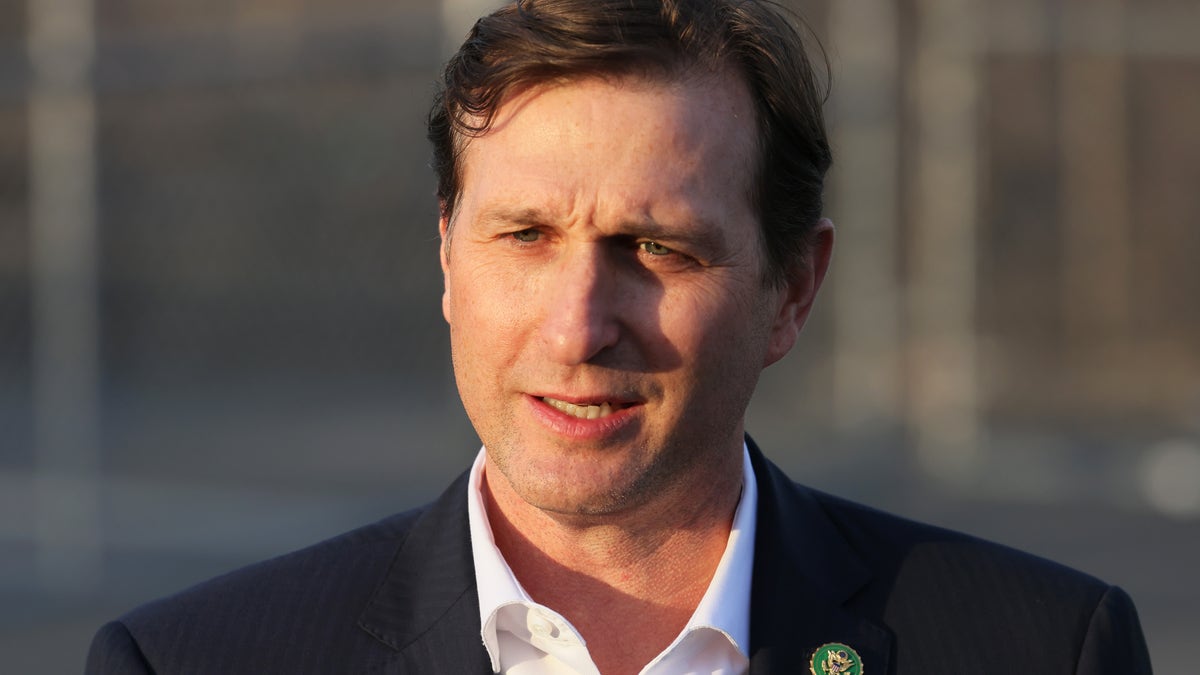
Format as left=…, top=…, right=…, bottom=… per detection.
left=533, top=391, right=641, bottom=406
left=524, top=393, right=642, bottom=442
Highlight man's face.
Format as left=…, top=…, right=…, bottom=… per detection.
left=441, top=72, right=829, bottom=517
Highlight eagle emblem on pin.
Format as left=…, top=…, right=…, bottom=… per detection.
left=809, top=642, right=863, bottom=675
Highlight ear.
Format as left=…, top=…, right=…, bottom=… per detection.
left=763, top=218, right=834, bottom=367
left=439, top=210, right=452, bottom=324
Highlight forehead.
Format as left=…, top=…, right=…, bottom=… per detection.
left=455, top=71, right=759, bottom=227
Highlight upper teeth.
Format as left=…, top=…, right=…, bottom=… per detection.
left=544, top=398, right=615, bottom=419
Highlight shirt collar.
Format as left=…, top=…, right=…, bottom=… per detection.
left=467, top=444, right=758, bottom=670
left=467, top=449, right=536, bottom=671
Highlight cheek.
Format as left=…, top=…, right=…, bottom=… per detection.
left=680, top=286, right=774, bottom=379
left=666, top=277, right=764, bottom=344
left=642, top=294, right=720, bottom=381
left=447, top=267, right=532, bottom=359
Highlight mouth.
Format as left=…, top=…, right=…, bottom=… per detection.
left=540, top=396, right=633, bottom=420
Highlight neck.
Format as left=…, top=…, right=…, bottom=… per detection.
left=482, top=448, right=743, bottom=674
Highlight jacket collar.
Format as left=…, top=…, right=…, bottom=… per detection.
left=357, top=470, right=493, bottom=672
left=747, top=437, right=893, bottom=674
left=357, top=440, right=892, bottom=674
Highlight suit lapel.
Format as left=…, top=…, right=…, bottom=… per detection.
left=747, top=440, right=893, bottom=674
left=356, top=470, right=493, bottom=673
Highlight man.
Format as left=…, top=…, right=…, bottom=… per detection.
left=87, top=1, right=1152, bottom=673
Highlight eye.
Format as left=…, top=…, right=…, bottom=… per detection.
left=640, top=241, right=672, bottom=256
left=511, top=229, right=540, bottom=243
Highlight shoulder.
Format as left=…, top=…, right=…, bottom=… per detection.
left=801, top=486, right=1150, bottom=672
left=749, top=441, right=1149, bottom=671
left=130, top=506, right=425, bottom=621
left=811, top=487, right=1105, bottom=587
left=812, top=487, right=1110, bottom=592
left=87, top=506, right=430, bottom=674
left=751, top=445, right=1114, bottom=604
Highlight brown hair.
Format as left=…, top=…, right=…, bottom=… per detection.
left=428, top=0, right=831, bottom=286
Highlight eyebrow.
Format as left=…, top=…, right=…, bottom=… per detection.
left=477, top=206, right=731, bottom=252
left=477, top=207, right=551, bottom=229
left=620, top=215, right=730, bottom=254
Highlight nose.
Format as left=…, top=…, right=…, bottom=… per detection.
left=539, top=245, right=621, bottom=365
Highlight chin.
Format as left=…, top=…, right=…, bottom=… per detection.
left=501, top=460, right=648, bottom=517
left=530, top=491, right=637, bottom=518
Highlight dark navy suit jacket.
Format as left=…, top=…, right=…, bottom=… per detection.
left=86, top=441, right=1152, bottom=673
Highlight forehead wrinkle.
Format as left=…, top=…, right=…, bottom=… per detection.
left=460, top=72, right=759, bottom=253
left=476, top=189, right=591, bottom=230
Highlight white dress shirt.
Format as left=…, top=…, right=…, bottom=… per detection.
left=467, top=445, right=758, bottom=675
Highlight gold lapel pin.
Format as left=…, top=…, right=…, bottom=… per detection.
left=809, top=642, right=863, bottom=675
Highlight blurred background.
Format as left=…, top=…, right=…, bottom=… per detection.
left=1, top=0, right=1197, bottom=671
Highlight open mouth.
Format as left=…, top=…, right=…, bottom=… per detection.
left=540, top=397, right=633, bottom=420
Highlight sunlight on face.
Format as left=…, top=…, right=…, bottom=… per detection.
left=440, top=72, right=803, bottom=517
